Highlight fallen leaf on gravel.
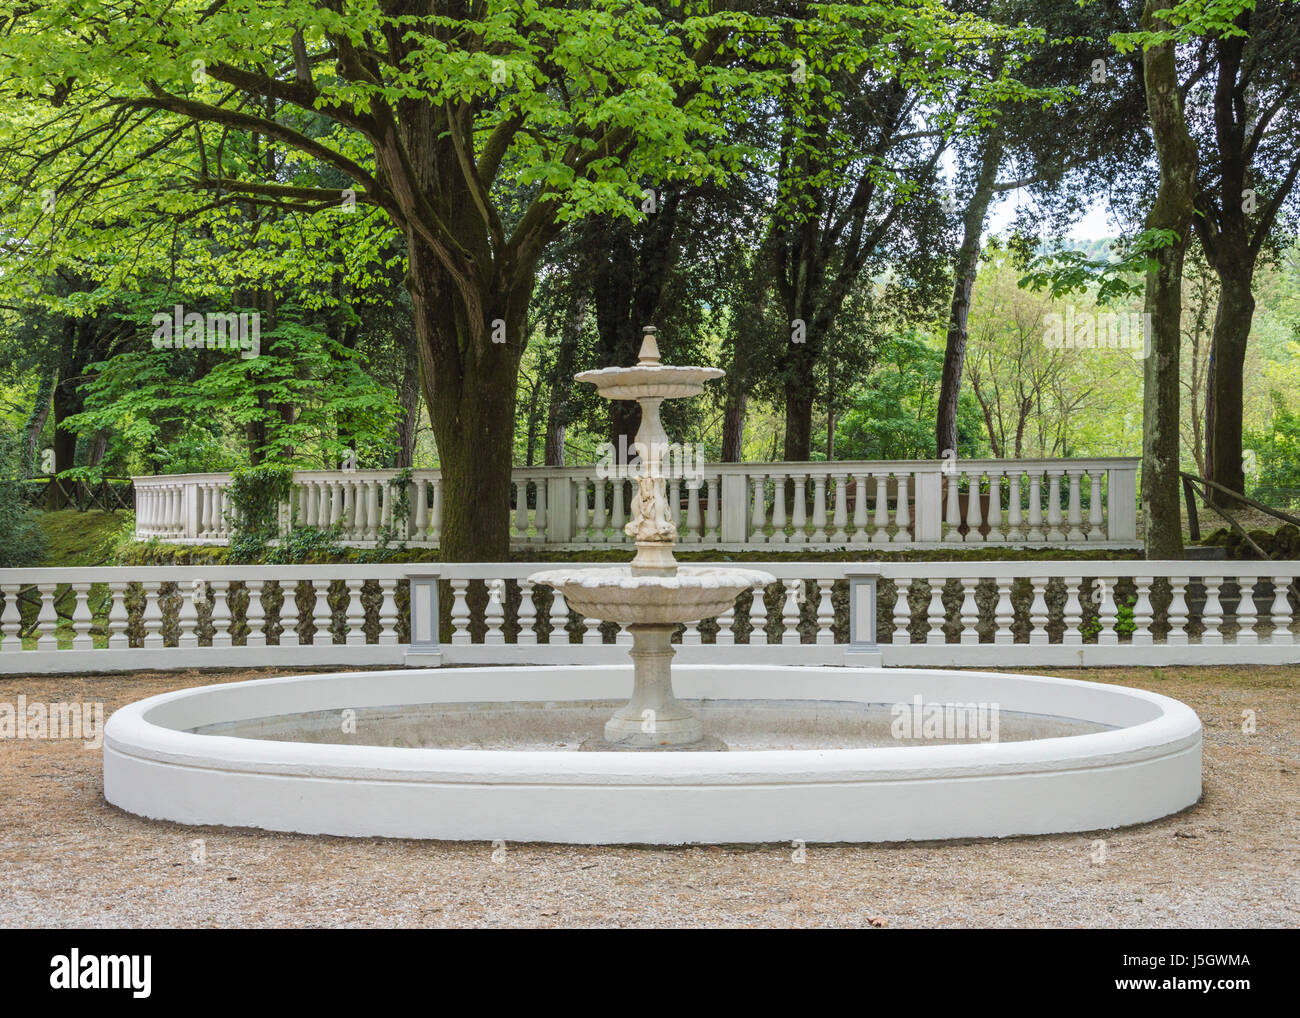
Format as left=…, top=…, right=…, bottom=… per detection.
left=868, top=916, right=887, bottom=928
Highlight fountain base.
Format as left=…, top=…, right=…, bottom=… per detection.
left=600, top=623, right=717, bottom=748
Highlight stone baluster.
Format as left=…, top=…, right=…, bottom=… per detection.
left=1026, top=470, right=1045, bottom=542
left=1201, top=576, right=1224, bottom=646
left=107, top=581, right=129, bottom=649
left=573, top=479, right=589, bottom=543
left=1087, top=471, right=1104, bottom=540
left=1097, top=579, right=1120, bottom=645
left=611, top=480, right=627, bottom=542
left=682, top=618, right=702, bottom=645
left=378, top=579, right=399, bottom=645
left=1006, top=471, right=1024, bottom=542
left=1066, top=470, right=1085, bottom=541
left=483, top=580, right=505, bottom=645
left=430, top=478, right=443, bottom=546
left=781, top=581, right=802, bottom=645
left=1234, top=576, right=1258, bottom=646
left=926, top=581, right=946, bottom=644
left=450, top=579, right=471, bottom=645
left=517, top=581, right=538, bottom=645
left=964, top=471, right=984, bottom=544
left=750, top=474, right=768, bottom=545
left=748, top=585, right=769, bottom=644
left=365, top=482, right=380, bottom=542
left=831, top=476, right=848, bottom=544
left=716, top=595, right=736, bottom=646
left=944, top=472, right=963, bottom=542
left=1028, top=577, right=1049, bottom=645
left=70, top=583, right=94, bottom=650
left=344, top=579, right=366, bottom=646
left=872, top=473, right=890, bottom=544
left=816, top=577, right=835, bottom=645
left=534, top=479, right=548, bottom=539
left=1045, top=469, right=1065, bottom=541
left=414, top=478, right=430, bottom=541
left=310, top=580, right=332, bottom=646
left=591, top=477, right=607, bottom=540
left=790, top=475, right=808, bottom=544
left=704, top=477, right=720, bottom=542
left=958, top=578, right=979, bottom=645
left=893, top=474, right=911, bottom=543
left=279, top=582, right=302, bottom=647
left=178, top=580, right=200, bottom=649
left=1062, top=575, right=1083, bottom=646
left=892, top=579, right=912, bottom=644
left=985, top=471, right=1005, bottom=542
left=1131, top=577, right=1154, bottom=646
left=851, top=473, right=869, bottom=544
left=31, top=584, right=58, bottom=651
left=246, top=580, right=267, bottom=648
left=210, top=580, right=232, bottom=648
left=514, top=480, right=529, bottom=540
left=1166, top=576, right=1190, bottom=646
left=767, top=473, right=786, bottom=544
left=141, top=582, right=165, bottom=649
left=1270, top=576, right=1294, bottom=645
left=1, top=585, right=21, bottom=651
left=548, top=588, right=569, bottom=645
left=810, top=476, right=828, bottom=542
left=685, top=481, right=702, bottom=543
left=993, top=577, right=1014, bottom=645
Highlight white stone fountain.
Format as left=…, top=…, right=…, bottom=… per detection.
left=530, top=327, right=774, bottom=750
left=101, top=325, right=1203, bottom=843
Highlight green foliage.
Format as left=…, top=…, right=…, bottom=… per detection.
left=1245, top=392, right=1300, bottom=497
left=226, top=463, right=293, bottom=562
left=0, top=429, right=47, bottom=567
left=834, top=332, right=986, bottom=460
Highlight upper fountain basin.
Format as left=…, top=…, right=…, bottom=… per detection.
left=528, top=565, right=775, bottom=625
left=574, top=365, right=724, bottom=401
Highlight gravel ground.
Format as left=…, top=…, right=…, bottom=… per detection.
left=0, top=665, right=1296, bottom=929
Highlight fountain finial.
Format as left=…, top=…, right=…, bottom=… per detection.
left=637, top=325, right=661, bottom=366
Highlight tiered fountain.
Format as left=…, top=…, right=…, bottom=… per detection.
left=103, top=327, right=1202, bottom=844
left=530, top=327, right=773, bottom=751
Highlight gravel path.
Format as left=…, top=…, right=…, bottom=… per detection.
left=1, top=666, right=1296, bottom=928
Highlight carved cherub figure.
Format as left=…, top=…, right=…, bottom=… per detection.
left=625, top=474, right=677, bottom=543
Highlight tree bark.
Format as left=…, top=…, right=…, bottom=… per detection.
left=1140, top=0, right=1197, bottom=559
left=937, top=133, right=1002, bottom=456
left=407, top=235, right=532, bottom=562
left=1205, top=262, right=1253, bottom=500
left=721, top=390, right=746, bottom=462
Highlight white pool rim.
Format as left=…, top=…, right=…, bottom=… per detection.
left=103, top=665, right=1202, bottom=844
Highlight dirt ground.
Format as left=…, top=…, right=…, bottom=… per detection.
left=0, top=665, right=1296, bottom=929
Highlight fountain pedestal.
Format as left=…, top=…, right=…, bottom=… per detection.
left=581, top=624, right=726, bottom=751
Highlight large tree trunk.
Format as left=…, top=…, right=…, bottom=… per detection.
left=721, top=391, right=746, bottom=462
left=1140, top=0, right=1197, bottom=559
left=408, top=238, right=532, bottom=562
left=1204, top=257, right=1253, bottom=503
left=937, top=134, right=1002, bottom=456
left=394, top=331, right=421, bottom=469
left=782, top=383, right=814, bottom=462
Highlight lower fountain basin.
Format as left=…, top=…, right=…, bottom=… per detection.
left=527, top=565, right=774, bottom=624
left=103, top=665, right=1202, bottom=844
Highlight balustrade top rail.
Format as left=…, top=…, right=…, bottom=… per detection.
left=133, top=457, right=1141, bottom=550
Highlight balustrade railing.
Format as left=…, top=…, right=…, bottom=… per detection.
left=134, top=458, right=1140, bottom=549
left=2, top=558, right=1293, bottom=673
